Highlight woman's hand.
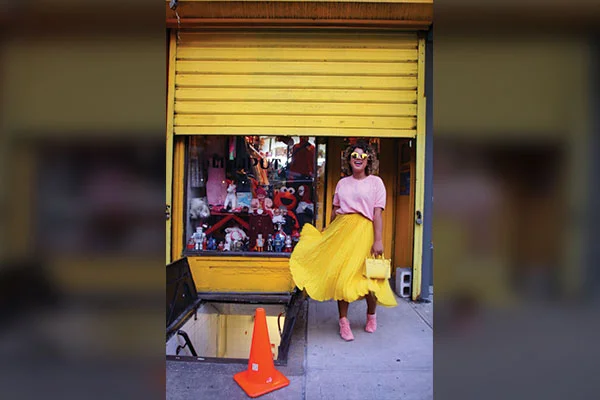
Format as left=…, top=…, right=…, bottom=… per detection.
left=371, top=240, right=384, bottom=257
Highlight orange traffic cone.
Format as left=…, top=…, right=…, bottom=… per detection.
left=233, top=308, right=290, bottom=398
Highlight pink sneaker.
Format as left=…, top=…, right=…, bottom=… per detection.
left=339, top=317, right=354, bottom=341
left=365, top=313, right=377, bottom=333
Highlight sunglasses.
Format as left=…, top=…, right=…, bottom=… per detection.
left=350, top=152, right=369, bottom=160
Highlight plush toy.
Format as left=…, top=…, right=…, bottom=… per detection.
left=223, top=180, right=237, bottom=211
left=225, top=226, right=248, bottom=251
left=190, top=198, right=211, bottom=219
left=274, top=186, right=299, bottom=230
left=250, top=198, right=262, bottom=215
left=263, top=197, right=274, bottom=216
left=295, top=184, right=314, bottom=228
left=255, top=186, right=267, bottom=206
left=295, top=185, right=314, bottom=215
left=274, top=186, right=297, bottom=210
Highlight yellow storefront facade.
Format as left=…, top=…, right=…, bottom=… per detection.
left=165, top=0, right=433, bottom=301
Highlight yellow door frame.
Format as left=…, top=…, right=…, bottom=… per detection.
left=411, top=35, right=426, bottom=300
left=166, top=30, right=176, bottom=264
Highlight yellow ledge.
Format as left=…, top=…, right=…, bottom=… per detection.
left=188, top=256, right=296, bottom=293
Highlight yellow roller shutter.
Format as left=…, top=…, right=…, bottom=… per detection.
left=172, top=30, right=418, bottom=138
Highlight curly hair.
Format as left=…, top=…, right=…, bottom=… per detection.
left=341, top=140, right=379, bottom=176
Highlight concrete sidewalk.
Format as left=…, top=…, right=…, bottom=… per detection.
left=166, top=297, right=432, bottom=400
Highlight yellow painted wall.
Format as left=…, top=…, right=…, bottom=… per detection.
left=188, top=257, right=295, bottom=293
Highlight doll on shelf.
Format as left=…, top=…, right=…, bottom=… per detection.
left=272, top=207, right=286, bottom=227
left=250, top=198, right=264, bottom=215
left=191, top=226, right=206, bottom=251
left=263, top=197, right=274, bottom=217
left=267, top=234, right=274, bottom=252
left=222, top=180, right=237, bottom=212
left=273, top=225, right=287, bottom=253
left=284, top=235, right=293, bottom=253
left=255, top=233, right=264, bottom=252
left=206, top=236, right=217, bottom=251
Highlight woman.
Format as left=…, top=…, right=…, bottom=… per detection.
left=289, top=141, right=397, bottom=341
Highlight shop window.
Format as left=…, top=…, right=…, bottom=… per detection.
left=184, top=136, right=321, bottom=256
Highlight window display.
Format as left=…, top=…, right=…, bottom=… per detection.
left=184, top=136, right=319, bottom=256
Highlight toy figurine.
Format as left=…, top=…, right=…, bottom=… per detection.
left=284, top=235, right=293, bottom=253
left=233, top=240, right=244, bottom=252
left=217, top=241, right=225, bottom=251
left=186, top=237, right=195, bottom=250
left=207, top=236, right=217, bottom=251
left=223, top=180, right=237, bottom=211
left=273, top=228, right=287, bottom=253
left=255, top=234, right=264, bottom=252
left=191, top=226, right=206, bottom=251
left=267, top=234, right=274, bottom=252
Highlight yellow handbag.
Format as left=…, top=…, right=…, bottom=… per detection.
left=364, top=255, right=391, bottom=279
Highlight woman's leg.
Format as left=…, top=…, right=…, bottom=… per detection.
left=337, top=300, right=354, bottom=341
left=365, top=293, right=377, bottom=333
left=366, top=293, right=377, bottom=315
left=337, top=300, right=349, bottom=319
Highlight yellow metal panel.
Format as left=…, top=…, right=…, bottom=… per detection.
left=411, top=36, right=426, bottom=301
left=175, top=115, right=416, bottom=130
left=175, top=102, right=417, bottom=117
left=171, top=137, right=186, bottom=262
left=175, top=87, right=417, bottom=103
left=188, top=257, right=295, bottom=293
left=175, top=74, right=417, bottom=90
left=176, top=60, right=418, bottom=76
left=174, top=126, right=416, bottom=137
left=178, top=31, right=419, bottom=48
left=173, top=31, right=418, bottom=137
left=166, top=31, right=177, bottom=264
left=177, top=47, right=418, bottom=62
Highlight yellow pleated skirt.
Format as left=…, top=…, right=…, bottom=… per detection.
left=289, top=213, right=398, bottom=307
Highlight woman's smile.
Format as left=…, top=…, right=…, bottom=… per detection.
left=352, top=159, right=364, bottom=168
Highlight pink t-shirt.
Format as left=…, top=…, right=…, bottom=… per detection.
left=332, top=175, right=386, bottom=221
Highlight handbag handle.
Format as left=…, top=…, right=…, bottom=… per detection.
left=369, top=253, right=386, bottom=260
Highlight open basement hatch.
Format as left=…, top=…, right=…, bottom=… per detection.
left=166, top=257, right=305, bottom=365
